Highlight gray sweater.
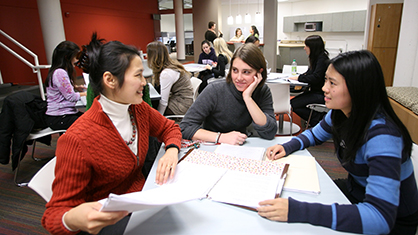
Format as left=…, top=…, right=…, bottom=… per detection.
left=180, top=80, right=277, bottom=140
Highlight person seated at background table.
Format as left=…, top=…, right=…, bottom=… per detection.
left=289, top=35, right=329, bottom=128
left=204, top=21, right=223, bottom=44
left=230, top=28, right=245, bottom=42
left=42, top=38, right=182, bottom=235
left=247, top=25, right=259, bottom=39
left=202, top=38, right=233, bottom=80
left=259, top=50, right=418, bottom=235
left=45, top=41, right=86, bottom=130
left=197, top=40, right=218, bottom=93
left=147, top=41, right=193, bottom=116
left=180, top=43, right=277, bottom=145
left=245, top=35, right=260, bottom=47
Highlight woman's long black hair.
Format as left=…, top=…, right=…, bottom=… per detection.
left=330, top=50, right=412, bottom=163
left=304, top=35, right=329, bottom=70
left=45, top=41, right=79, bottom=88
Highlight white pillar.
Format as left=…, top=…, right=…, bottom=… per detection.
left=37, top=0, right=66, bottom=64
left=263, top=0, right=278, bottom=72
left=174, top=0, right=185, bottom=60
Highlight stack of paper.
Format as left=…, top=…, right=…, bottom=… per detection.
left=275, top=154, right=320, bottom=195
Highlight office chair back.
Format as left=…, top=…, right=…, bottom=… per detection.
left=28, top=157, right=56, bottom=202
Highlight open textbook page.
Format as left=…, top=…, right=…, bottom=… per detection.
left=275, top=154, right=320, bottom=195
left=185, top=149, right=288, bottom=209
left=99, top=149, right=288, bottom=213
left=99, top=162, right=227, bottom=212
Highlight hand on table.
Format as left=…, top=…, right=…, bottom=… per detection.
left=205, top=64, right=212, bottom=70
left=64, top=202, right=128, bottom=234
left=288, top=76, right=299, bottom=80
left=218, top=131, right=247, bottom=145
left=155, top=147, right=179, bottom=185
left=266, top=145, right=286, bottom=160
left=257, top=198, right=289, bottom=222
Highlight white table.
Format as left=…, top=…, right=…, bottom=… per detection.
left=183, top=63, right=208, bottom=76
left=124, top=137, right=350, bottom=235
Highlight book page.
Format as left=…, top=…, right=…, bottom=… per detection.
left=214, top=144, right=266, bottom=160
left=208, top=170, right=280, bottom=209
left=275, top=154, right=320, bottom=195
left=99, top=162, right=227, bottom=213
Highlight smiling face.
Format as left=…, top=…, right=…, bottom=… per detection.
left=237, top=29, right=242, bottom=36
left=112, top=55, right=146, bottom=105
left=202, top=43, right=211, bottom=54
left=231, top=58, right=257, bottom=92
left=323, top=64, right=352, bottom=117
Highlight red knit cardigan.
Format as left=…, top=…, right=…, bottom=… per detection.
left=42, top=98, right=182, bottom=234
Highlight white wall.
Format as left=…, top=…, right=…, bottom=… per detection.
left=392, top=0, right=418, bottom=87
left=277, top=0, right=368, bottom=53
left=160, top=13, right=193, bottom=32
left=220, top=2, right=264, bottom=41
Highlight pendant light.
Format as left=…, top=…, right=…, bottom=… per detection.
left=227, top=0, right=233, bottom=25
left=245, top=0, right=251, bottom=23
left=255, top=0, right=262, bottom=23
left=236, top=2, right=242, bottom=24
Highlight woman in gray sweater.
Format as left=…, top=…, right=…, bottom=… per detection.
left=180, top=43, right=277, bottom=145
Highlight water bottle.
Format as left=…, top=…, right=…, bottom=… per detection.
left=291, top=59, right=297, bottom=75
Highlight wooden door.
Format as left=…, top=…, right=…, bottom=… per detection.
left=367, top=3, right=403, bottom=86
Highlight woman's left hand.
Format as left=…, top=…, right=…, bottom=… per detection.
left=257, top=198, right=289, bottom=222
left=242, top=73, right=263, bottom=100
left=155, top=148, right=179, bottom=185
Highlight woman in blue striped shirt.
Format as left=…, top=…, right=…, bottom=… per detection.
left=258, top=50, right=418, bottom=234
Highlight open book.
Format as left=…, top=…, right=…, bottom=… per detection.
left=99, top=149, right=288, bottom=213
left=215, top=144, right=320, bottom=195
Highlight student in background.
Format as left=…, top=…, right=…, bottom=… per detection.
left=180, top=43, right=277, bottom=145
left=248, top=25, right=259, bottom=39
left=44, top=41, right=86, bottom=130
left=147, top=41, right=193, bottom=115
left=204, top=21, right=223, bottom=44
left=289, top=35, right=329, bottom=127
left=245, top=36, right=260, bottom=47
left=204, top=38, right=233, bottom=79
left=42, top=39, right=182, bottom=235
left=230, top=28, right=245, bottom=42
left=197, top=40, right=218, bottom=93
left=259, top=50, right=418, bottom=235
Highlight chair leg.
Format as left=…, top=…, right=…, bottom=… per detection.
left=306, top=109, right=314, bottom=131
left=30, top=140, right=41, bottom=161
left=14, top=148, right=28, bottom=187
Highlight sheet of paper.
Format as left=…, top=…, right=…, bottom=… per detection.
left=99, top=162, right=227, bottom=213
left=275, top=154, right=320, bottom=195
left=208, top=170, right=280, bottom=209
left=82, top=73, right=89, bottom=86
left=214, top=144, right=266, bottom=161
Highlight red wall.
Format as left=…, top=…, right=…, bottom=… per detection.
left=0, top=0, right=159, bottom=85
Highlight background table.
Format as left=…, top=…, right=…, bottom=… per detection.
left=124, top=137, right=351, bottom=235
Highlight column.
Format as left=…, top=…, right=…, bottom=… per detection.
left=37, top=0, right=66, bottom=64
left=174, top=0, right=185, bottom=60
left=263, top=0, right=277, bottom=72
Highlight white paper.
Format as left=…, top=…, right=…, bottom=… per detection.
left=208, top=170, right=280, bottom=209
left=99, top=162, right=227, bottom=213
left=275, top=154, right=320, bottom=195
left=214, top=144, right=266, bottom=161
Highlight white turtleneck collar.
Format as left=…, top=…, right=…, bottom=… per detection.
left=98, top=94, right=138, bottom=155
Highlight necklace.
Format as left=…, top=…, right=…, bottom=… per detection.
left=125, top=108, right=137, bottom=146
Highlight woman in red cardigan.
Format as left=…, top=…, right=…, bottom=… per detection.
left=42, top=37, right=182, bottom=235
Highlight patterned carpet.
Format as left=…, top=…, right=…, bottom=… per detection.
left=0, top=121, right=346, bottom=234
